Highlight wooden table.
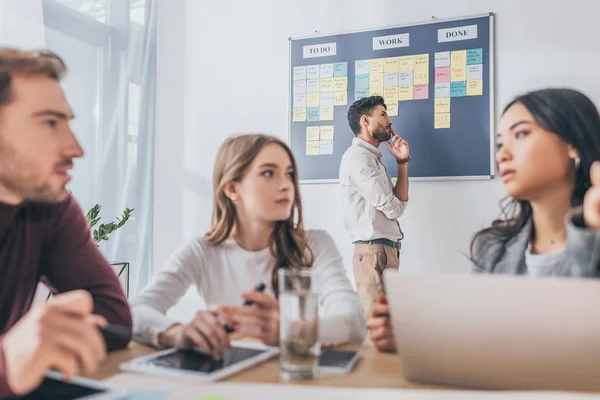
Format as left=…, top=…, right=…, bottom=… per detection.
left=92, top=340, right=442, bottom=389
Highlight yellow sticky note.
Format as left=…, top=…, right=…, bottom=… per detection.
left=435, top=112, right=451, bottom=129
left=320, top=105, right=334, bottom=121
left=384, top=86, right=399, bottom=104
left=293, top=108, right=306, bottom=122
left=387, top=102, right=398, bottom=117
left=320, top=125, right=334, bottom=140
left=306, top=93, right=319, bottom=107
left=370, top=58, right=383, bottom=75
left=369, top=73, right=383, bottom=88
left=466, top=79, right=483, bottom=96
left=306, top=141, right=320, bottom=156
left=306, top=126, right=320, bottom=141
left=434, top=98, right=450, bottom=113
left=384, top=57, right=399, bottom=72
left=398, top=56, right=414, bottom=71
left=414, top=54, right=429, bottom=68
left=451, top=66, right=466, bottom=82
left=369, top=86, right=384, bottom=97
left=414, top=65, right=429, bottom=85
left=333, top=76, right=348, bottom=92
left=320, top=78, right=333, bottom=92
left=398, top=85, right=413, bottom=101
left=451, top=50, right=466, bottom=67
left=334, top=91, right=347, bottom=106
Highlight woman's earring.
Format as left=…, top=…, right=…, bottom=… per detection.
left=575, top=156, right=581, bottom=171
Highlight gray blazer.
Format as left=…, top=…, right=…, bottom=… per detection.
left=471, top=208, right=600, bottom=277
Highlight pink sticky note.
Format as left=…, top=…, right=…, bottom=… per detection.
left=414, top=84, right=429, bottom=100
left=435, top=67, right=450, bottom=83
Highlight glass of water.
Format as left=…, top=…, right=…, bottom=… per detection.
left=278, top=268, right=320, bottom=380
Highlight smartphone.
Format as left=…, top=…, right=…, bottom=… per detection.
left=318, top=349, right=360, bottom=374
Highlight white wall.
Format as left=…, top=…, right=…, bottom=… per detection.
left=154, top=0, right=600, bottom=314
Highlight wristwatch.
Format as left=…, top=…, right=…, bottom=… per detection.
left=397, top=155, right=411, bottom=164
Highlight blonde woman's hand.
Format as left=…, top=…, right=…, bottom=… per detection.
left=219, top=292, right=280, bottom=346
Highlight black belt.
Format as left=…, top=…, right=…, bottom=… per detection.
left=354, top=238, right=401, bottom=250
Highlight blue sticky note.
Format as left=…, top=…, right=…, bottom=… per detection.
left=467, top=48, right=483, bottom=65
left=355, top=74, right=369, bottom=89
left=450, top=81, right=466, bottom=97
left=334, top=62, right=348, bottom=77
left=307, top=107, right=320, bottom=121
left=355, top=88, right=369, bottom=101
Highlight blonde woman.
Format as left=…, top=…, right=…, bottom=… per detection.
left=131, top=134, right=366, bottom=355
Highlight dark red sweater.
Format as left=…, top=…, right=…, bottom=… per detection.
left=0, top=195, right=132, bottom=397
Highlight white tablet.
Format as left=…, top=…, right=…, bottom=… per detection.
left=119, top=341, right=279, bottom=382
left=22, top=371, right=126, bottom=399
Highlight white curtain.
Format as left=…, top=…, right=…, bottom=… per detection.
left=0, top=0, right=157, bottom=297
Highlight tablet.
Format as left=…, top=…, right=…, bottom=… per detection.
left=119, top=341, right=279, bottom=382
left=20, top=371, right=126, bottom=399
left=318, top=349, right=361, bottom=374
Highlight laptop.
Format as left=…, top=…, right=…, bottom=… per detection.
left=383, top=270, right=600, bottom=391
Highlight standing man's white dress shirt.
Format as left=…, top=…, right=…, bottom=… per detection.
left=339, top=96, right=410, bottom=319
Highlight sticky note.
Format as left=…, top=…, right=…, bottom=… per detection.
left=384, top=57, right=399, bottom=72
left=307, top=79, right=319, bottom=93
left=307, top=92, right=320, bottom=107
left=320, top=92, right=333, bottom=107
left=320, top=105, right=334, bottom=121
left=369, top=73, right=383, bottom=88
left=355, top=74, right=369, bottom=89
left=435, top=51, right=450, bottom=68
left=293, top=94, right=306, bottom=108
left=369, top=86, right=384, bottom=97
left=293, top=66, right=307, bottom=81
left=293, top=80, right=306, bottom=94
left=293, top=108, right=306, bottom=122
left=398, top=56, right=414, bottom=71
left=435, top=67, right=450, bottom=83
left=398, top=85, right=413, bottom=101
left=387, top=101, right=398, bottom=116
left=320, top=63, right=334, bottom=78
left=398, top=70, right=413, bottom=86
left=333, top=76, right=348, bottom=91
left=467, top=64, right=483, bottom=81
left=307, top=65, right=320, bottom=79
left=320, top=140, right=334, bottom=155
left=307, top=107, right=320, bottom=121
left=320, top=78, right=333, bottom=92
left=451, top=66, right=466, bottom=82
left=435, top=82, right=450, bottom=98
left=355, top=60, right=370, bottom=75
left=320, top=125, right=334, bottom=140
left=306, top=141, right=320, bottom=156
left=434, top=97, right=450, bottom=113
left=306, top=126, right=320, bottom=141
left=334, top=91, right=347, bottom=106
left=334, top=62, right=348, bottom=77
left=355, top=88, right=369, bottom=101
left=467, top=48, right=483, bottom=65
left=450, top=81, right=466, bottom=97
left=466, top=79, right=483, bottom=96
left=451, top=50, right=466, bottom=67
left=201, top=396, right=235, bottom=400
left=435, top=112, right=451, bottom=129
left=414, top=68, right=428, bottom=85
left=370, top=58, right=384, bottom=74
left=384, top=72, right=399, bottom=87
left=414, top=84, right=428, bottom=100
left=414, top=54, right=429, bottom=68
left=384, top=86, right=399, bottom=104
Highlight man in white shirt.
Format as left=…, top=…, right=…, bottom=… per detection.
left=339, top=96, right=410, bottom=316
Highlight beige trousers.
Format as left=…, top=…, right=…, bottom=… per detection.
left=353, top=243, right=399, bottom=316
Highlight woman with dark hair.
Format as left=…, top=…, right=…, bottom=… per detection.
left=367, top=88, right=600, bottom=353
left=471, top=88, right=600, bottom=275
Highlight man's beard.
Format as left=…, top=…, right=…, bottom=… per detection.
left=372, top=125, right=391, bottom=142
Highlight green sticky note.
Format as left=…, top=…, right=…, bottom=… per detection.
left=201, top=396, right=235, bottom=400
